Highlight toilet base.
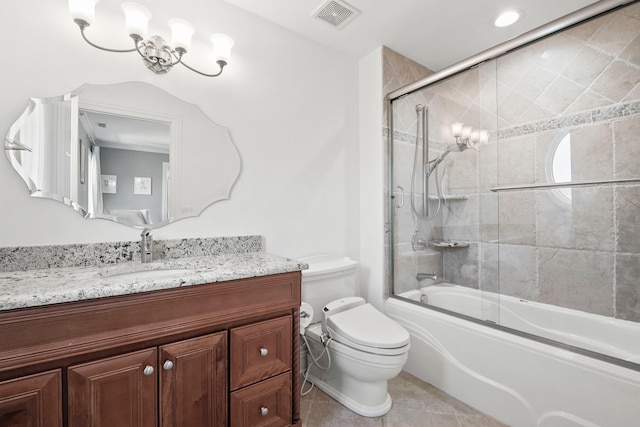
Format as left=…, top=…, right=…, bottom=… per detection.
left=305, top=366, right=392, bottom=417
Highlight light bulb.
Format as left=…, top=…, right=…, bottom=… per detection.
left=69, top=0, right=99, bottom=25
left=211, top=33, right=234, bottom=64
left=461, top=126, right=473, bottom=140
left=470, top=130, right=480, bottom=143
left=451, top=122, right=464, bottom=138
left=479, top=130, right=489, bottom=145
left=121, top=2, right=152, bottom=39
left=494, top=10, right=521, bottom=28
left=169, top=19, right=194, bottom=53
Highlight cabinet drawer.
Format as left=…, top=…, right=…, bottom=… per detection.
left=230, top=316, right=292, bottom=390
left=230, top=372, right=292, bottom=427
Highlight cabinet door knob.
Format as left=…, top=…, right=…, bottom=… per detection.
left=163, top=360, right=174, bottom=371
left=259, top=347, right=268, bottom=357
left=143, top=365, right=154, bottom=376
left=260, top=406, right=269, bottom=416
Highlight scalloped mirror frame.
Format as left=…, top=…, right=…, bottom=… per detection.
left=5, top=82, right=241, bottom=228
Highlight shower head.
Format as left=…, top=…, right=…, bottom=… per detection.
left=427, top=142, right=472, bottom=177
left=446, top=143, right=466, bottom=152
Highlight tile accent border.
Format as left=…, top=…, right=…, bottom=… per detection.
left=498, top=100, right=640, bottom=140
left=387, top=100, right=640, bottom=144
left=383, top=127, right=449, bottom=150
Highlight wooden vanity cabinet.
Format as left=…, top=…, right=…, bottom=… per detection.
left=0, top=271, right=302, bottom=427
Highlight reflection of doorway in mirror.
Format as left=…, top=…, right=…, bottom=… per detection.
left=101, top=175, right=117, bottom=194
left=162, top=162, right=170, bottom=221
left=134, top=177, right=152, bottom=195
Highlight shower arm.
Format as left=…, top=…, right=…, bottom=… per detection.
left=426, top=149, right=451, bottom=178
left=426, top=138, right=475, bottom=179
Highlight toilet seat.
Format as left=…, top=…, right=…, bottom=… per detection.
left=326, top=303, right=410, bottom=356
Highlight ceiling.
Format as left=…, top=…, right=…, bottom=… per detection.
left=223, top=0, right=601, bottom=71
left=81, top=111, right=171, bottom=154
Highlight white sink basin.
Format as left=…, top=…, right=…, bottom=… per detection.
left=100, top=267, right=196, bottom=280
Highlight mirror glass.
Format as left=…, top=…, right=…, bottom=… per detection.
left=4, top=82, right=241, bottom=228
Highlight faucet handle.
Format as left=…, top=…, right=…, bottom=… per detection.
left=140, top=228, right=153, bottom=263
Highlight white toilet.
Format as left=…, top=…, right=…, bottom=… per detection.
left=300, top=255, right=410, bottom=417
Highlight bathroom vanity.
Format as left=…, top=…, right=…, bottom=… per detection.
left=0, top=251, right=305, bottom=427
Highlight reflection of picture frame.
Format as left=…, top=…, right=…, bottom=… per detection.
left=101, top=175, right=117, bottom=194
left=134, top=176, right=152, bottom=195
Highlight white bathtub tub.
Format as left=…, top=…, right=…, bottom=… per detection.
left=387, top=284, right=640, bottom=427
left=412, top=283, right=640, bottom=363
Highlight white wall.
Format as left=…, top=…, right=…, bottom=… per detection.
left=358, top=48, right=385, bottom=309
left=0, top=0, right=360, bottom=261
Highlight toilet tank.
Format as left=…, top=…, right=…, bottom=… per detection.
left=300, top=255, right=358, bottom=324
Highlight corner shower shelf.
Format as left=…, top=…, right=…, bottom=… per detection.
left=429, top=240, right=470, bottom=249
left=428, top=194, right=468, bottom=201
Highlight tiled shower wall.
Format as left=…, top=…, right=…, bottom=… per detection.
left=388, top=2, right=640, bottom=323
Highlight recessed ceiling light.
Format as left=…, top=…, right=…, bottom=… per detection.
left=494, top=10, right=521, bottom=27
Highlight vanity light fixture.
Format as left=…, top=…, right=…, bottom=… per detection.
left=68, top=0, right=234, bottom=77
left=451, top=122, right=489, bottom=149
left=493, top=10, right=522, bottom=28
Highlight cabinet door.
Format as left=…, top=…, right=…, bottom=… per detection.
left=0, top=369, right=62, bottom=427
left=68, top=348, right=157, bottom=427
left=160, top=331, right=227, bottom=427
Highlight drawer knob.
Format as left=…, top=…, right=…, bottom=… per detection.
left=260, top=347, right=268, bottom=357
left=163, top=360, right=174, bottom=371
left=260, top=406, right=269, bottom=416
left=143, top=365, right=154, bottom=376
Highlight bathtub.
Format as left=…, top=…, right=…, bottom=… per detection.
left=386, top=284, right=640, bottom=427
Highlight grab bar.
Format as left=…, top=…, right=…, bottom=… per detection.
left=490, top=178, right=640, bottom=192
left=417, top=105, right=429, bottom=216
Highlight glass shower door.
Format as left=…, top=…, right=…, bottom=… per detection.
left=389, top=60, right=500, bottom=323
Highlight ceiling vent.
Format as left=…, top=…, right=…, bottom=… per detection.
left=312, top=0, right=360, bottom=30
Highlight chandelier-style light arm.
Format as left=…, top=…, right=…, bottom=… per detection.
left=177, top=59, right=227, bottom=78
left=76, top=21, right=137, bottom=53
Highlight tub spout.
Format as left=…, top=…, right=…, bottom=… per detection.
left=417, top=271, right=438, bottom=281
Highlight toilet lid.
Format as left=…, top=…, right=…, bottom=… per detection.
left=327, top=303, right=410, bottom=352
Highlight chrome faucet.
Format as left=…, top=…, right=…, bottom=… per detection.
left=417, top=271, right=438, bottom=281
left=140, top=228, right=153, bottom=263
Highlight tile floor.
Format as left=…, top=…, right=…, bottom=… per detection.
left=300, top=371, right=507, bottom=427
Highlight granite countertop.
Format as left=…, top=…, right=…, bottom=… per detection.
left=0, top=252, right=308, bottom=312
